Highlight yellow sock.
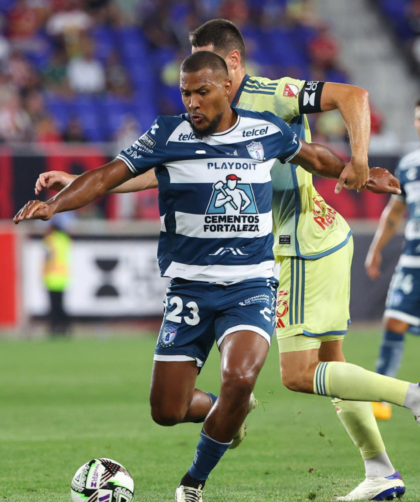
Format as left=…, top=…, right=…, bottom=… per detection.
left=314, top=362, right=410, bottom=407
left=332, top=399, right=385, bottom=460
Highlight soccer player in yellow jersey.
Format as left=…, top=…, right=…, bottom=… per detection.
left=35, top=20, right=420, bottom=501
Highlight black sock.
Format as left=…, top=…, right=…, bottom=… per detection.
left=180, top=472, right=205, bottom=489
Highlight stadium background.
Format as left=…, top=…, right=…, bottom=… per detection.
left=1, top=1, right=420, bottom=501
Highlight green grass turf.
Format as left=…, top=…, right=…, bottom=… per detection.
left=0, top=329, right=419, bottom=502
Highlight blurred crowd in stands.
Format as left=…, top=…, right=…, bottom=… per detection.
left=0, top=0, right=361, bottom=146
left=378, top=0, right=420, bottom=75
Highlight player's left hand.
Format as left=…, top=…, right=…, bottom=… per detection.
left=13, top=200, right=55, bottom=224
left=335, top=158, right=369, bottom=194
left=365, top=167, right=401, bottom=195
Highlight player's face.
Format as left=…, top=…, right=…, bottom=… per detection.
left=227, top=179, right=237, bottom=190
left=414, top=107, right=420, bottom=136
left=180, top=68, right=232, bottom=136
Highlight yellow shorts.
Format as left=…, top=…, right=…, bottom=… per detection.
left=276, top=238, right=353, bottom=354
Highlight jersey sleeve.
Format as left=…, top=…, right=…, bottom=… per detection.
left=116, top=116, right=169, bottom=176
left=267, top=113, right=302, bottom=164
left=273, top=77, right=305, bottom=122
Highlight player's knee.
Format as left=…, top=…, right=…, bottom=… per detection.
left=221, top=367, right=255, bottom=397
left=384, top=316, right=408, bottom=334
left=150, top=404, right=186, bottom=427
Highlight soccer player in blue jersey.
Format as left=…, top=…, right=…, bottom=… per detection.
left=366, top=99, right=420, bottom=421
left=14, top=51, right=402, bottom=501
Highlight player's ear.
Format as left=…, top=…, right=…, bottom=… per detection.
left=226, top=50, right=240, bottom=71
left=224, top=78, right=232, bottom=97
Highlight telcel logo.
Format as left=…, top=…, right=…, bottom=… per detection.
left=178, top=132, right=200, bottom=141
left=242, top=126, right=268, bottom=138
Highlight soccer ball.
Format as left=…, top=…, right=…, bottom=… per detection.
left=71, top=458, right=135, bottom=502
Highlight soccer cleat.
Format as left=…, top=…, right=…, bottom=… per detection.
left=175, top=484, right=203, bottom=502
left=336, top=471, right=405, bottom=501
left=371, top=402, right=392, bottom=421
left=229, top=392, right=258, bottom=449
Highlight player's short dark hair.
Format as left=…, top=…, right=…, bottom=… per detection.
left=189, top=19, right=246, bottom=65
left=416, top=98, right=420, bottom=108
left=181, top=51, right=228, bottom=77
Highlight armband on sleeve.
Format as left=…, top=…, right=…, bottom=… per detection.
left=298, top=81, right=325, bottom=114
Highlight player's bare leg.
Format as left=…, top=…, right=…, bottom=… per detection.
left=280, top=339, right=406, bottom=501
left=176, top=331, right=268, bottom=501
left=150, top=361, right=213, bottom=426
left=373, top=317, right=410, bottom=421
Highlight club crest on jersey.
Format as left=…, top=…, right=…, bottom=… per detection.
left=246, top=141, right=264, bottom=161
left=159, top=322, right=178, bottom=347
left=283, top=83, right=299, bottom=98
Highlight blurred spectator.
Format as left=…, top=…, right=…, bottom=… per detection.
left=85, top=0, right=122, bottom=26
left=6, top=0, right=47, bottom=43
left=105, top=51, right=132, bottom=97
left=308, top=25, right=340, bottom=70
left=285, top=0, right=321, bottom=28
left=34, top=116, right=62, bottom=143
left=0, top=15, right=11, bottom=63
left=46, top=0, right=91, bottom=57
left=43, top=47, right=69, bottom=93
left=62, top=116, right=87, bottom=142
left=0, top=92, right=32, bottom=143
left=313, top=110, right=347, bottom=143
left=24, top=89, right=46, bottom=123
left=114, top=114, right=141, bottom=152
left=141, top=0, right=179, bottom=50
left=8, top=51, right=40, bottom=93
left=67, top=36, right=105, bottom=93
left=219, top=0, right=250, bottom=28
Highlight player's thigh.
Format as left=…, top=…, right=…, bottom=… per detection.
left=154, top=280, right=215, bottom=370
left=319, top=338, right=345, bottom=362
left=150, top=360, right=199, bottom=414
left=276, top=239, right=353, bottom=343
left=215, top=277, right=277, bottom=386
left=385, top=266, right=420, bottom=330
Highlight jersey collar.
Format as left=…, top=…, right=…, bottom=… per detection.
left=232, top=74, right=250, bottom=106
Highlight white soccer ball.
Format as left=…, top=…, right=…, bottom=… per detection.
left=70, top=458, right=135, bottom=502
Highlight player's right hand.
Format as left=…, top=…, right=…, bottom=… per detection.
left=365, top=250, right=382, bottom=280
left=366, top=167, right=401, bottom=195
left=35, top=171, right=75, bottom=195
left=225, top=195, right=233, bottom=202
left=13, top=200, right=55, bottom=224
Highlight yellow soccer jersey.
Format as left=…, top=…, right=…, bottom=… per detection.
left=233, top=75, right=352, bottom=259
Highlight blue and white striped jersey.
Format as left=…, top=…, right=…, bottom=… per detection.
left=117, top=108, right=301, bottom=283
left=394, top=149, right=420, bottom=262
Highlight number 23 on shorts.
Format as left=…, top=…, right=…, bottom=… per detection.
left=165, top=296, right=201, bottom=326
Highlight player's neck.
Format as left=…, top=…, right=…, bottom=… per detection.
left=215, top=108, right=238, bottom=134
left=228, top=68, right=247, bottom=104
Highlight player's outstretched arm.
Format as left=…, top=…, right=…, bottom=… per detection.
left=14, top=159, right=133, bottom=224
left=320, top=83, right=370, bottom=193
left=35, top=169, right=157, bottom=195
left=294, top=141, right=401, bottom=195
left=365, top=197, right=406, bottom=280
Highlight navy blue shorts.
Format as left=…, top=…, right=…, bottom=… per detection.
left=154, top=277, right=278, bottom=368
left=385, top=265, right=420, bottom=328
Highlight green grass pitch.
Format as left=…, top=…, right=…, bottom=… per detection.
left=0, top=329, right=419, bottom=502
